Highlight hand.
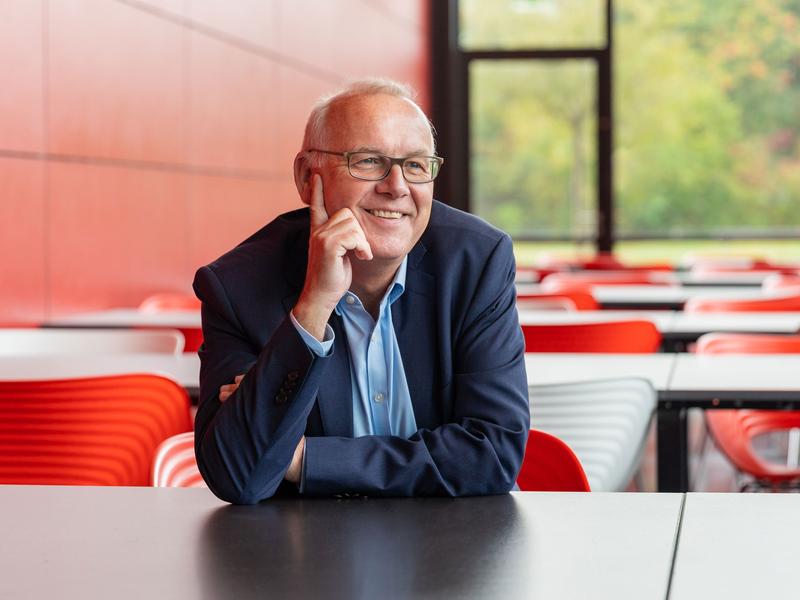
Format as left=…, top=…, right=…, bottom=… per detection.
left=284, top=436, right=306, bottom=483
left=294, top=174, right=372, bottom=340
left=218, top=374, right=244, bottom=402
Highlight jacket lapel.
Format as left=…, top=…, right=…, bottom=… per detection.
left=393, top=241, right=440, bottom=429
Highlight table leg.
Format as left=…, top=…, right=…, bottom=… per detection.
left=657, top=406, right=689, bottom=492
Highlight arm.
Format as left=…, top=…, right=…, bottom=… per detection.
left=193, top=266, right=327, bottom=504
left=194, top=174, right=371, bottom=504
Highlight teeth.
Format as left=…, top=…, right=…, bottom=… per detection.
left=368, top=209, right=403, bottom=219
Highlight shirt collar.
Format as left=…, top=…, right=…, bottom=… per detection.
left=335, top=256, right=408, bottom=315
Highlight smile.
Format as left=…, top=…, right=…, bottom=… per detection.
left=367, top=209, right=404, bottom=219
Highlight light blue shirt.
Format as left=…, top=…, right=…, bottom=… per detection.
left=290, top=257, right=417, bottom=438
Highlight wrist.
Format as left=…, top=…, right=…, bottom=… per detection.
left=293, top=294, right=336, bottom=341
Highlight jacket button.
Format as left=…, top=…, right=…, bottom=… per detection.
left=287, top=370, right=299, bottom=381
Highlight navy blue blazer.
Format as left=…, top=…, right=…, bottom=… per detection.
left=193, top=201, right=530, bottom=504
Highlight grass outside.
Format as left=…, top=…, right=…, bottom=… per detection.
left=513, top=239, right=800, bottom=267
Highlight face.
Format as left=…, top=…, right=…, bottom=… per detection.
left=307, top=94, right=435, bottom=264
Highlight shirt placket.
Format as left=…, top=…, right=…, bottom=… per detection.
left=367, top=317, right=390, bottom=436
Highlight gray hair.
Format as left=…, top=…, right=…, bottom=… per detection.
left=300, top=78, right=436, bottom=165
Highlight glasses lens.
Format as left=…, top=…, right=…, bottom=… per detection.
left=348, top=153, right=390, bottom=180
left=401, top=157, right=434, bottom=183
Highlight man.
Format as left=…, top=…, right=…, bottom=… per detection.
left=193, top=79, right=529, bottom=504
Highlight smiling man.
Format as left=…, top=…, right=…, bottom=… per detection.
left=193, top=79, right=529, bottom=504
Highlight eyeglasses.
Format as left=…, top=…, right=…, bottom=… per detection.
left=307, top=149, right=444, bottom=183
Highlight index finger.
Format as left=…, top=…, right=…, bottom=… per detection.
left=309, top=174, right=328, bottom=229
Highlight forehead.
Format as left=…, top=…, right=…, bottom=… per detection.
left=325, top=94, right=433, bottom=154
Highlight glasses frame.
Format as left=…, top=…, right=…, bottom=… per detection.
left=307, top=149, right=444, bottom=183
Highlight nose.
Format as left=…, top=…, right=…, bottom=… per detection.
left=375, top=164, right=410, bottom=198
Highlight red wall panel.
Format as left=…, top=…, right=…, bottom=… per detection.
left=0, top=1, right=44, bottom=152
left=0, top=0, right=430, bottom=321
left=48, top=163, right=189, bottom=313
left=187, top=31, right=277, bottom=172
left=0, top=159, right=46, bottom=322
left=48, top=0, right=186, bottom=164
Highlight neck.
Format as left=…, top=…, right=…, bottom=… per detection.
left=350, top=257, right=402, bottom=318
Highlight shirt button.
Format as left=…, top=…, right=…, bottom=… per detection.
left=371, top=334, right=377, bottom=343
left=374, top=393, right=384, bottom=403
left=345, top=295, right=355, bottom=305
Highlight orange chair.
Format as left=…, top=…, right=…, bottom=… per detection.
left=152, top=431, right=205, bottom=488
left=685, top=293, right=800, bottom=313
left=517, top=429, right=591, bottom=491
left=696, top=332, right=800, bottom=488
left=139, top=293, right=201, bottom=313
left=0, top=374, right=192, bottom=486
left=138, top=293, right=203, bottom=353
left=516, top=290, right=600, bottom=311
left=522, top=320, right=662, bottom=353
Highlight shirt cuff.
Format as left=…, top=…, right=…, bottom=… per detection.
left=290, top=311, right=334, bottom=357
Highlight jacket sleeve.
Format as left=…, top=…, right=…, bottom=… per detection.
left=193, top=265, right=329, bottom=504
left=301, top=234, right=530, bottom=497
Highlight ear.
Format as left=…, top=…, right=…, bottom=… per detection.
left=293, top=153, right=313, bottom=205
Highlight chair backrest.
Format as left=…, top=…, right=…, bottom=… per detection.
left=541, top=270, right=678, bottom=290
left=0, top=328, right=184, bottom=355
left=762, top=273, right=800, bottom=292
left=685, top=293, right=800, bottom=313
left=0, top=374, right=192, bottom=486
left=696, top=332, right=800, bottom=354
left=517, top=429, right=590, bottom=491
left=139, top=293, right=201, bottom=313
left=527, top=377, right=657, bottom=492
left=694, top=333, right=800, bottom=482
left=152, top=431, right=206, bottom=488
left=522, top=320, right=662, bottom=353
left=517, top=290, right=600, bottom=311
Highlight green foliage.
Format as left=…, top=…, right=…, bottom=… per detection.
left=465, top=0, right=800, bottom=239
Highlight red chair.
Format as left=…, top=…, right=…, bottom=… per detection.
left=522, top=320, right=662, bottom=353
left=685, top=293, right=800, bottom=313
left=516, top=290, right=600, bottom=311
left=517, top=429, right=591, bottom=491
left=578, top=253, right=674, bottom=272
left=696, top=332, right=800, bottom=489
left=138, top=293, right=203, bottom=353
left=139, top=293, right=201, bottom=312
left=0, top=374, right=192, bottom=486
left=152, top=431, right=205, bottom=488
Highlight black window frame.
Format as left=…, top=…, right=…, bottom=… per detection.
left=431, top=0, right=614, bottom=251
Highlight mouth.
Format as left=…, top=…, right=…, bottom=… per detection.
left=366, top=209, right=406, bottom=220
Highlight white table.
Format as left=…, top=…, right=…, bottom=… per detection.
left=675, top=270, right=778, bottom=287
left=46, top=308, right=202, bottom=329
left=671, top=493, right=800, bottom=599
left=668, top=353, right=800, bottom=402
left=667, top=311, right=800, bottom=337
left=0, top=353, right=200, bottom=395
left=524, top=353, right=676, bottom=390
left=518, top=309, right=676, bottom=330
left=0, top=486, right=682, bottom=600
left=517, top=283, right=782, bottom=309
